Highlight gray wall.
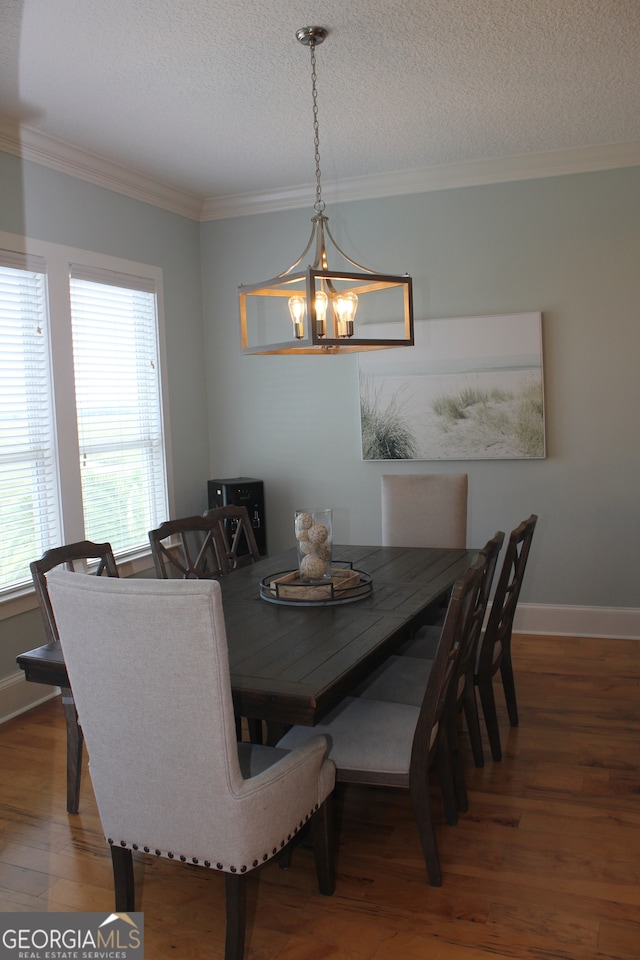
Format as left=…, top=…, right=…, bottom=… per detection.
left=0, top=151, right=210, bottom=684
left=201, top=167, right=640, bottom=609
left=1, top=153, right=639, bottom=710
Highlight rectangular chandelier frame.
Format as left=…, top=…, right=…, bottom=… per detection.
left=239, top=267, right=414, bottom=355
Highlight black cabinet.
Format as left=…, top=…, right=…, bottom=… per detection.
left=207, top=477, right=266, bottom=555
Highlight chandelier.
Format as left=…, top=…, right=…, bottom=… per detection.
left=239, top=26, right=414, bottom=355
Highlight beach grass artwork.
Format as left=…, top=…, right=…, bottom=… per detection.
left=358, top=312, right=545, bottom=460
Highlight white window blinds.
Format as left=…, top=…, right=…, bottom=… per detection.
left=0, top=252, right=61, bottom=589
left=69, top=265, right=168, bottom=555
left=0, top=235, right=170, bottom=597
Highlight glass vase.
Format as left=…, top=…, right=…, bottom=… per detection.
left=295, top=508, right=333, bottom=582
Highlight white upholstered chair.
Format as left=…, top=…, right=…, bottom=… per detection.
left=381, top=473, right=468, bottom=548
left=381, top=473, right=468, bottom=645
left=47, top=572, right=336, bottom=960
left=277, top=556, right=485, bottom=887
left=378, top=471, right=468, bottom=706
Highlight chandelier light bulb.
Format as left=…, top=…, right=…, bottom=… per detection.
left=315, top=290, right=328, bottom=337
left=288, top=296, right=306, bottom=339
left=333, top=291, right=358, bottom=338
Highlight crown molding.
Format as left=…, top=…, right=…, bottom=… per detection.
left=0, top=115, right=204, bottom=221
left=202, top=141, right=640, bottom=220
left=2, top=115, right=639, bottom=223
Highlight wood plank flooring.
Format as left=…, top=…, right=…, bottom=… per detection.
left=1, top=634, right=639, bottom=960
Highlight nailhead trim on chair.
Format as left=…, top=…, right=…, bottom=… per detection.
left=106, top=800, right=321, bottom=874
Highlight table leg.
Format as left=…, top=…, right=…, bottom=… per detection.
left=264, top=721, right=291, bottom=747
left=60, top=686, right=83, bottom=814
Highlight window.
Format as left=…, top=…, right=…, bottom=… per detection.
left=0, top=235, right=170, bottom=595
left=69, top=267, right=168, bottom=552
left=0, top=252, right=61, bottom=590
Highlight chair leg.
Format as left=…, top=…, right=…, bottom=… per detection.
left=462, top=684, right=485, bottom=768
left=500, top=654, right=519, bottom=727
left=246, top=718, right=263, bottom=744
left=409, top=771, right=442, bottom=886
left=224, top=873, right=247, bottom=960
left=278, top=845, right=293, bottom=870
left=310, top=797, right=335, bottom=896
left=478, top=677, right=502, bottom=762
left=110, top=846, right=135, bottom=911
left=61, top=687, right=83, bottom=814
left=436, top=729, right=459, bottom=825
left=449, top=720, right=469, bottom=815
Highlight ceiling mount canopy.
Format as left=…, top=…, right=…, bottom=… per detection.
left=239, top=26, right=414, bottom=355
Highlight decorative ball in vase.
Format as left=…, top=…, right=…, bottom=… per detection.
left=295, top=509, right=333, bottom=582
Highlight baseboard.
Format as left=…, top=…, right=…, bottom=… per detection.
left=513, top=603, right=640, bottom=639
left=0, top=671, right=59, bottom=724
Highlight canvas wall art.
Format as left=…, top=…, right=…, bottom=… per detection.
left=358, top=312, right=545, bottom=460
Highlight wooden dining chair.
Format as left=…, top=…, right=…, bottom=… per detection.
left=148, top=513, right=261, bottom=742
left=148, top=514, right=230, bottom=579
left=29, top=540, right=119, bottom=813
left=475, top=514, right=538, bottom=761
left=381, top=473, right=468, bottom=548
left=352, top=532, right=504, bottom=818
left=277, top=556, right=485, bottom=887
left=202, top=507, right=262, bottom=740
left=203, top=504, right=261, bottom=569
left=46, top=572, right=336, bottom=960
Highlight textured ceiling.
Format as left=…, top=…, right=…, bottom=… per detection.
left=1, top=0, right=639, bottom=205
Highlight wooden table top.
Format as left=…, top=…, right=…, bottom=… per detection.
left=17, top=544, right=477, bottom=728
left=207, top=543, right=475, bottom=725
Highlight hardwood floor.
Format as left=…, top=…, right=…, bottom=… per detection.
left=1, top=634, right=639, bottom=960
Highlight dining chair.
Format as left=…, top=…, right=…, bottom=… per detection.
left=148, top=514, right=260, bottom=741
left=381, top=473, right=468, bottom=548
left=352, top=532, right=505, bottom=817
left=203, top=504, right=261, bottom=569
left=277, top=555, right=485, bottom=887
left=475, top=514, right=538, bottom=761
left=148, top=514, right=230, bottom=579
left=46, top=572, right=336, bottom=960
left=29, top=540, right=119, bottom=814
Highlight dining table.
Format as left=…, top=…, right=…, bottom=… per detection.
left=206, top=542, right=476, bottom=734
left=17, top=542, right=477, bottom=771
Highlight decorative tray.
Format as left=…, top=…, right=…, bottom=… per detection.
left=260, top=564, right=373, bottom=606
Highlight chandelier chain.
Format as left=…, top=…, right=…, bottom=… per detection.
left=309, top=41, right=325, bottom=214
